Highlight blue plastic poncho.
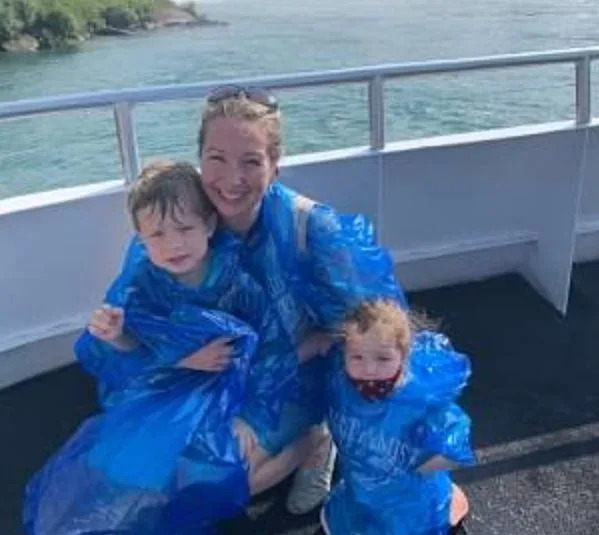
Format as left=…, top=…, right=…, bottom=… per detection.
left=75, top=182, right=407, bottom=459
left=23, top=237, right=287, bottom=535
left=224, top=182, right=408, bottom=455
left=24, top=179, right=410, bottom=534
left=323, top=331, right=475, bottom=535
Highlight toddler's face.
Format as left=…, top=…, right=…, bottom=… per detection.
left=344, top=325, right=404, bottom=382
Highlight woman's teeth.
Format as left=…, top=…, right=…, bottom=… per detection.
left=219, top=190, right=244, bottom=201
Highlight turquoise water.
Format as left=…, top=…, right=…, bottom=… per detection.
left=1, top=0, right=598, bottom=199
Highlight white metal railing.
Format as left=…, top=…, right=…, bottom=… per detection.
left=1, top=47, right=598, bottom=182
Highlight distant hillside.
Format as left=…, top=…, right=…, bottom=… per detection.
left=0, top=0, right=225, bottom=53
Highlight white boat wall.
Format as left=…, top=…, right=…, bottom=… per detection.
left=1, top=48, right=599, bottom=389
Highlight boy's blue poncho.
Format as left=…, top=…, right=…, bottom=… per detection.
left=225, top=182, right=408, bottom=455
left=323, top=332, right=475, bottom=535
left=23, top=237, right=288, bottom=535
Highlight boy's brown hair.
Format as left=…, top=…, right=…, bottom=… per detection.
left=127, top=160, right=214, bottom=231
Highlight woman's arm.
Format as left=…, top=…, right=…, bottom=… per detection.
left=301, top=204, right=408, bottom=327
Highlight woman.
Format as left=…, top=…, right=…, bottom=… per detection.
left=194, top=85, right=407, bottom=514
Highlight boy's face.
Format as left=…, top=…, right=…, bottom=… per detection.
left=345, top=324, right=404, bottom=381
left=136, top=202, right=214, bottom=280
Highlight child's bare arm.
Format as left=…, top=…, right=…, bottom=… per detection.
left=88, top=304, right=139, bottom=352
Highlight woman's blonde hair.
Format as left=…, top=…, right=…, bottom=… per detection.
left=197, top=95, right=282, bottom=162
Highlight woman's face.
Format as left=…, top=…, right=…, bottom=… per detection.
left=200, top=116, right=278, bottom=232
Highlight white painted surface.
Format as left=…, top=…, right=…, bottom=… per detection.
left=575, top=125, right=599, bottom=261
left=392, top=232, right=537, bottom=291
left=1, top=121, right=599, bottom=387
left=574, top=216, right=599, bottom=261
left=1, top=182, right=132, bottom=353
left=283, top=147, right=381, bottom=224
left=381, top=124, right=592, bottom=312
left=0, top=331, right=80, bottom=390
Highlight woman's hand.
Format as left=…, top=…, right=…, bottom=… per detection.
left=177, top=336, right=234, bottom=372
left=298, top=331, right=334, bottom=363
left=88, top=304, right=138, bottom=352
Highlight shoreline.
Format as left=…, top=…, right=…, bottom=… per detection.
left=96, top=14, right=227, bottom=38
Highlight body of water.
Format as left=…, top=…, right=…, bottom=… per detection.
left=1, top=0, right=598, bottom=199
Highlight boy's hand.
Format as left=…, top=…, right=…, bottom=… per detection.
left=88, top=304, right=138, bottom=352
left=177, top=336, right=234, bottom=372
left=88, top=304, right=125, bottom=342
left=233, top=417, right=258, bottom=460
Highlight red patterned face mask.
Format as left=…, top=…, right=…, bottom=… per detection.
left=347, top=367, right=403, bottom=402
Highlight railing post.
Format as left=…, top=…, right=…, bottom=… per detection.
left=114, top=102, right=140, bottom=183
left=575, top=56, right=591, bottom=125
left=368, top=75, right=385, bottom=150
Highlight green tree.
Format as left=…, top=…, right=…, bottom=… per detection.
left=104, top=6, right=138, bottom=29
left=0, top=1, right=24, bottom=43
left=14, top=0, right=36, bottom=27
left=1, top=0, right=183, bottom=50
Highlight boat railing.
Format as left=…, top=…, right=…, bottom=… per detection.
left=0, top=47, right=598, bottom=183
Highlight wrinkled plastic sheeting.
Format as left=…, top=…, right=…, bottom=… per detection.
left=24, top=305, right=258, bottom=535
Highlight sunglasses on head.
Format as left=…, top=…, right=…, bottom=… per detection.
left=206, top=85, right=279, bottom=110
